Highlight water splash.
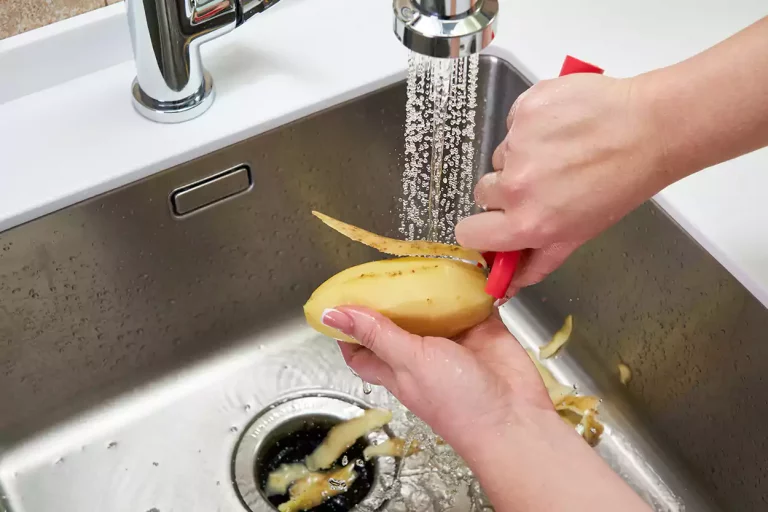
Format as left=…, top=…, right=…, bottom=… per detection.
left=379, top=397, right=491, bottom=511
left=400, top=53, right=480, bottom=244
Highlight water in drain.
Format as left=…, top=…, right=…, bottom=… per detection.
left=232, top=391, right=488, bottom=512
left=256, top=416, right=376, bottom=512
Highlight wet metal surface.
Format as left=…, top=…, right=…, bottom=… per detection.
left=0, top=55, right=763, bottom=511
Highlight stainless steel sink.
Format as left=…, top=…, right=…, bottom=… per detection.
left=0, top=55, right=765, bottom=512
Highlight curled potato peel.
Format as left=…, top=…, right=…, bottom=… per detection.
left=304, top=213, right=493, bottom=343
left=312, top=211, right=486, bottom=267
left=305, top=408, right=392, bottom=471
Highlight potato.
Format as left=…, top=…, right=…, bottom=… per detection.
left=304, top=212, right=493, bottom=342
left=304, top=257, right=493, bottom=343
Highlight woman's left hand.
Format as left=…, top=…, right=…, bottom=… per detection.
left=321, top=306, right=554, bottom=453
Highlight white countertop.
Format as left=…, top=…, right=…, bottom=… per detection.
left=1, top=0, right=767, bottom=304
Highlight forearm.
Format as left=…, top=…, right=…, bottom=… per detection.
left=453, top=410, right=651, bottom=512
left=637, top=16, right=768, bottom=186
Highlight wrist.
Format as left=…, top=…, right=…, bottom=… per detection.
left=450, top=408, right=651, bottom=511
left=446, top=405, right=557, bottom=460
left=628, top=71, right=696, bottom=192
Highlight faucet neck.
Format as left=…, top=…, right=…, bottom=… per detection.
left=126, top=0, right=246, bottom=123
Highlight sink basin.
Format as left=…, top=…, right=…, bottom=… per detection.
left=0, top=55, right=764, bottom=512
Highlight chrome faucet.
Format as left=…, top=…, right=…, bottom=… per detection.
left=393, top=0, right=498, bottom=58
left=125, top=0, right=497, bottom=123
left=126, top=0, right=279, bottom=123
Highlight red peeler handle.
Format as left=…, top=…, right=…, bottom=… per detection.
left=484, top=56, right=604, bottom=299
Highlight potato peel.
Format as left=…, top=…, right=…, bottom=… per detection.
left=526, top=349, right=575, bottom=405
left=578, top=411, right=604, bottom=447
left=363, top=438, right=421, bottom=460
left=618, top=363, right=632, bottom=385
left=555, top=395, right=601, bottom=416
left=312, top=211, right=486, bottom=267
left=305, top=408, right=392, bottom=471
left=278, top=463, right=358, bottom=512
left=539, top=314, right=573, bottom=359
left=527, top=326, right=605, bottom=446
left=266, top=463, right=311, bottom=496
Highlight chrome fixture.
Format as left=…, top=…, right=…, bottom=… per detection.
left=393, top=0, right=499, bottom=58
left=125, top=0, right=279, bottom=123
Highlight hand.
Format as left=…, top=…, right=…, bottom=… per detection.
left=320, top=306, right=555, bottom=453
left=321, top=306, right=653, bottom=512
left=455, top=73, right=672, bottom=297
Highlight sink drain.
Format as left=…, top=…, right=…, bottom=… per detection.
left=233, top=391, right=397, bottom=512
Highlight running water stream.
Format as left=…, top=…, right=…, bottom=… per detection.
left=353, top=51, right=486, bottom=511
left=399, top=53, right=480, bottom=244
left=373, top=51, right=490, bottom=511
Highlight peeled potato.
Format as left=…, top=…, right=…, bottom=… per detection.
left=305, top=212, right=493, bottom=341
left=304, top=257, right=493, bottom=343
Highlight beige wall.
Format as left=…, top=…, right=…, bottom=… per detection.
left=0, top=0, right=122, bottom=40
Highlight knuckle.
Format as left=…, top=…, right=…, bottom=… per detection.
left=356, top=324, right=380, bottom=349
left=514, top=84, right=553, bottom=121
left=516, top=214, right=550, bottom=243
left=474, top=172, right=500, bottom=205
left=513, top=93, right=537, bottom=120
left=498, top=169, right=528, bottom=197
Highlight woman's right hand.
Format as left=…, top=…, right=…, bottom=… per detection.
left=455, top=72, right=674, bottom=297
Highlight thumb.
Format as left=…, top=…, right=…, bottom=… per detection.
left=321, top=306, right=422, bottom=369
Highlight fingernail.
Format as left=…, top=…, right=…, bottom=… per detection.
left=322, top=308, right=354, bottom=335
left=493, top=295, right=511, bottom=308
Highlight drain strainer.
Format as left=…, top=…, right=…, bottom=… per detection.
left=233, top=391, right=397, bottom=512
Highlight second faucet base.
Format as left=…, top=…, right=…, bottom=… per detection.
left=130, top=71, right=215, bottom=124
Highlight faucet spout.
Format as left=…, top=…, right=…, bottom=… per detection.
left=393, top=0, right=498, bottom=58
left=126, top=0, right=281, bottom=123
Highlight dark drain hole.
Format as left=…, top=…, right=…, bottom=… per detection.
left=255, top=415, right=376, bottom=512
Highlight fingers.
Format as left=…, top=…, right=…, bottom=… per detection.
left=492, top=140, right=507, bottom=171
left=321, top=306, right=421, bottom=370
left=473, top=171, right=510, bottom=211
left=337, top=342, right=395, bottom=388
left=455, top=314, right=511, bottom=352
left=511, top=242, right=580, bottom=288
left=455, top=210, right=533, bottom=252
